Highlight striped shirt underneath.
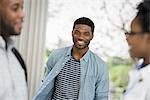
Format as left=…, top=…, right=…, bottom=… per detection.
left=52, top=56, right=81, bottom=100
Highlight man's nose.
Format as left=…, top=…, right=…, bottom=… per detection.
left=78, top=33, right=85, bottom=40
left=18, top=9, right=25, bottom=19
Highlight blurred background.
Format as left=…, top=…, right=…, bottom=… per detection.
left=15, top=0, right=142, bottom=100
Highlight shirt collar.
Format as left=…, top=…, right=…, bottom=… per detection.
left=0, top=36, right=6, bottom=49
left=0, top=36, right=14, bottom=50
left=66, top=46, right=90, bottom=62
left=66, top=46, right=73, bottom=57
left=80, top=50, right=90, bottom=62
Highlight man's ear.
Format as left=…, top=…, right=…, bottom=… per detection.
left=0, top=15, right=2, bottom=35
left=145, top=33, right=150, bottom=44
left=90, top=34, right=94, bottom=40
left=72, top=30, right=74, bottom=35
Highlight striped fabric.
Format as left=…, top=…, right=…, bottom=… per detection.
left=52, top=56, right=81, bottom=100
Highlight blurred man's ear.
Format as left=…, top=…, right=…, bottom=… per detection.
left=71, top=30, right=74, bottom=35
left=0, top=16, right=2, bottom=35
left=90, top=33, right=94, bottom=40
left=147, top=33, right=150, bottom=42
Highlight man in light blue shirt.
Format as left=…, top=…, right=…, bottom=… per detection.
left=33, top=17, right=109, bottom=100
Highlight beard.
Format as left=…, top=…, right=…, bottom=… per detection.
left=0, top=16, right=20, bottom=37
left=72, top=37, right=90, bottom=50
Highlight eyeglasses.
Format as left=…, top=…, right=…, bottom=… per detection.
left=125, top=31, right=143, bottom=36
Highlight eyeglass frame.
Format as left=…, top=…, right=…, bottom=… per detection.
left=124, top=31, right=144, bottom=36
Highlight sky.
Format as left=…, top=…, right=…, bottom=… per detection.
left=45, top=0, right=141, bottom=60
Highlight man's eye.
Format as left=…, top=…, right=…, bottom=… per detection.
left=12, top=8, right=18, bottom=11
left=84, top=32, right=90, bottom=36
left=12, top=5, right=19, bottom=12
left=74, top=31, right=80, bottom=35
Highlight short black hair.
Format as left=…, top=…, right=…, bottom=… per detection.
left=136, top=0, right=150, bottom=33
left=73, top=17, right=95, bottom=34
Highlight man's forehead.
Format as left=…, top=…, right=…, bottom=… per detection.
left=74, top=24, right=92, bottom=30
left=75, top=24, right=90, bottom=27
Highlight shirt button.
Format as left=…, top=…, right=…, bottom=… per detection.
left=44, top=85, right=46, bottom=88
left=41, top=87, right=43, bottom=90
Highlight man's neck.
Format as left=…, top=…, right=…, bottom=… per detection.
left=0, top=28, right=11, bottom=41
left=72, top=46, right=89, bottom=61
left=0, top=34, right=10, bottom=49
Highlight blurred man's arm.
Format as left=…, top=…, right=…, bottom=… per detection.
left=95, top=63, right=109, bottom=100
left=44, top=50, right=56, bottom=78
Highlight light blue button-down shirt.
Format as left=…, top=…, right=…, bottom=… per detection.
left=33, top=46, right=109, bottom=100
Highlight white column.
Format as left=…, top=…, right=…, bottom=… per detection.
left=15, top=0, right=48, bottom=99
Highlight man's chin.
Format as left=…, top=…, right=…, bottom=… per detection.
left=6, top=27, right=21, bottom=36
left=10, top=29, right=21, bottom=36
left=12, top=27, right=22, bottom=35
left=129, top=51, right=137, bottom=59
left=11, top=32, right=21, bottom=36
left=75, top=45, right=87, bottom=50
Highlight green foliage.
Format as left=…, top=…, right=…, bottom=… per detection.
left=108, top=56, right=133, bottom=100
left=108, top=56, right=133, bottom=88
left=45, top=48, right=51, bottom=57
left=44, top=48, right=52, bottom=63
left=109, top=65, right=131, bottom=87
